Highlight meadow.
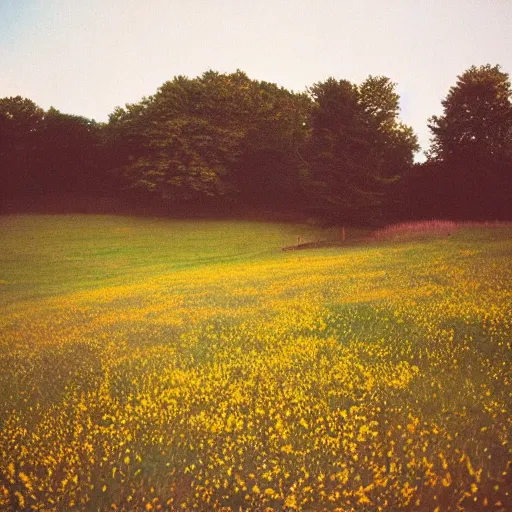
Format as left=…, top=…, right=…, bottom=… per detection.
left=0, top=215, right=511, bottom=511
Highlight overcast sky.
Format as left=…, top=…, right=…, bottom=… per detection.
left=1, top=0, right=511, bottom=159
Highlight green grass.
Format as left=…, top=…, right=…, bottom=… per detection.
left=0, top=215, right=511, bottom=511
left=0, top=215, right=345, bottom=305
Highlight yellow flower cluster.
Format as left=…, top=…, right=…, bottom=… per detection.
left=1, top=224, right=511, bottom=511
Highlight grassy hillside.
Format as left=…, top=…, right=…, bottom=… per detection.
left=0, top=215, right=511, bottom=511
left=0, top=215, right=344, bottom=305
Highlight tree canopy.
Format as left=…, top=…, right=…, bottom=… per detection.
left=1, top=65, right=510, bottom=222
left=427, top=64, right=512, bottom=219
left=106, top=71, right=310, bottom=211
left=304, top=76, right=418, bottom=223
left=0, top=96, right=44, bottom=197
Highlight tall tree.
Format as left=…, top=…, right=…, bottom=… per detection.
left=304, top=77, right=418, bottom=224
left=107, top=70, right=311, bottom=212
left=0, top=96, right=44, bottom=199
left=428, top=64, right=512, bottom=219
left=221, top=73, right=311, bottom=210
left=107, top=75, right=244, bottom=205
left=34, top=108, right=107, bottom=196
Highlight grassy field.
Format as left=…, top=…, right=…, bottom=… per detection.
left=0, top=215, right=511, bottom=511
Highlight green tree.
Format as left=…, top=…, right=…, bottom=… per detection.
left=220, top=73, right=311, bottom=210
left=107, top=74, right=244, bottom=205
left=428, top=64, right=512, bottom=219
left=0, top=96, right=44, bottom=198
left=34, top=108, right=106, bottom=196
left=107, top=70, right=311, bottom=212
left=304, top=77, right=418, bottom=224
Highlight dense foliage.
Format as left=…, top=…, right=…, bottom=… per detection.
left=414, top=65, right=512, bottom=220
left=305, top=76, right=418, bottom=223
left=106, top=71, right=310, bottom=212
left=1, top=64, right=511, bottom=222
left=0, top=99, right=109, bottom=201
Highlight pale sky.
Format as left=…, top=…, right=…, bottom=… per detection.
left=1, top=0, right=511, bottom=159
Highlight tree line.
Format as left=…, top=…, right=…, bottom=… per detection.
left=1, top=64, right=511, bottom=224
